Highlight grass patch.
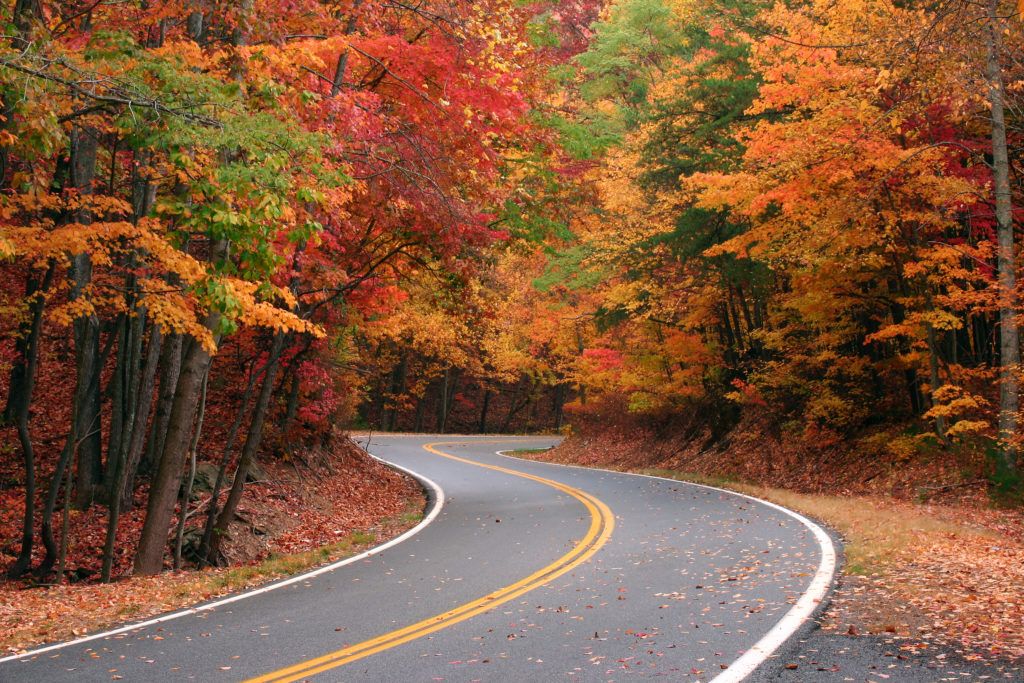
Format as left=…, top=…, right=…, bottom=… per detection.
left=639, top=468, right=737, bottom=491
left=398, top=509, right=424, bottom=525
left=505, top=448, right=551, bottom=456
left=381, top=496, right=426, bottom=527
left=348, top=531, right=376, bottom=545
left=193, top=529, right=385, bottom=596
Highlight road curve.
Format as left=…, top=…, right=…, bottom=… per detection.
left=0, top=435, right=833, bottom=682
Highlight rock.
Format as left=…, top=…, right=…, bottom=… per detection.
left=246, top=459, right=268, bottom=483
left=192, top=461, right=222, bottom=494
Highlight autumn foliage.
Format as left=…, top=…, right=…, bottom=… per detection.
left=2, top=0, right=1023, bottom=594
left=496, top=0, right=1024, bottom=496
left=0, top=0, right=583, bottom=582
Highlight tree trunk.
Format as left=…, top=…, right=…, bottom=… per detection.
left=205, top=333, right=285, bottom=564
left=436, top=368, right=452, bottom=432
left=5, top=264, right=54, bottom=579
left=134, top=323, right=218, bottom=575
left=383, top=353, right=407, bottom=431
left=10, top=417, right=37, bottom=578
left=2, top=267, right=52, bottom=423
left=719, top=302, right=738, bottom=362
left=575, top=325, right=587, bottom=405
left=56, top=458, right=72, bottom=581
left=174, top=370, right=208, bottom=570
left=282, top=372, right=300, bottom=433
left=502, top=379, right=531, bottom=433
left=726, top=286, right=746, bottom=352
left=103, top=151, right=155, bottom=505
left=101, top=316, right=161, bottom=580
left=186, top=11, right=204, bottom=44
left=104, top=314, right=128, bottom=499
left=71, top=287, right=102, bottom=510
left=119, top=323, right=163, bottom=508
left=11, top=0, right=42, bottom=49
left=552, top=383, right=566, bottom=431
left=67, top=125, right=103, bottom=509
left=413, top=393, right=426, bottom=432
left=142, top=331, right=182, bottom=477
left=38, top=436, right=73, bottom=578
left=371, top=374, right=387, bottom=430
left=926, top=323, right=949, bottom=444
left=478, top=389, right=491, bottom=434
left=197, top=355, right=261, bottom=567
left=330, top=0, right=366, bottom=96
left=987, top=0, right=1019, bottom=477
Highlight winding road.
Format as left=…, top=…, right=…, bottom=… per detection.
left=0, top=435, right=834, bottom=682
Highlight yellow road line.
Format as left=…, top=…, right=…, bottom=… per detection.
left=245, top=440, right=614, bottom=683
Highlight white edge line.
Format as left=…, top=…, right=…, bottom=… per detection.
left=495, top=447, right=837, bottom=683
left=0, top=447, right=446, bottom=665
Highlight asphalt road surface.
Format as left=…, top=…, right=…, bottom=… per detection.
left=1, top=435, right=833, bottom=682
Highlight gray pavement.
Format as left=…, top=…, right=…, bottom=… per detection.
left=1, top=435, right=829, bottom=682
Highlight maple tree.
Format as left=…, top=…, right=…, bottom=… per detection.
left=3, top=0, right=1022, bottom=591
left=0, top=0, right=577, bottom=580
left=516, top=0, right=1024, bottom=491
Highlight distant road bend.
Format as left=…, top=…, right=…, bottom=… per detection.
left=0, top=435, right=835, bottom=682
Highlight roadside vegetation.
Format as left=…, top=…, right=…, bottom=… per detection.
left=3, top=0, right=1024, bottom=664
left=0, top=0, right=584, bottom=589
left=1, top=442, right=423, bottom=654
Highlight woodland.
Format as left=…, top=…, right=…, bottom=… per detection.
left=1, top=0, right=1023, bottom=595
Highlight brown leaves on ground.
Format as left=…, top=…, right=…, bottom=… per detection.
left=0, top=438, right=422, bottom=655
left=223, top=437, right=421, bottom=562
left=819, top=499, right=1024, bottom=661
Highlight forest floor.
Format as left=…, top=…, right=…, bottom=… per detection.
left=521, top=420, right=1024, bottom=674
left=0, top=437, right=424, bottom=655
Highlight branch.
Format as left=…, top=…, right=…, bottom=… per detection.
left=300, top=65, right=335, bottom=88
left=1, top=55, right=222, bottom=128
left=348, top=45, right=446, bottom=113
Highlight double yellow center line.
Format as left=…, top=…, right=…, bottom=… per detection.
left=246, top=441, right=615, bottom=683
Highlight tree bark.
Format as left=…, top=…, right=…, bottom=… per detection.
left=67, top=125, right=103, bottom=509
left=478, top=389, right=491, bottom=433
left=101, top=318, right=162, bottom=581
left=5, top=264, right=54, bottom=579
left=174, top=370, right=208, bottom=570
left=987, top=0, right=1019, bottom=476
left=197, top=355, right=261, bottom=567
left=926, top=323, right=949, bottom=444
left=186, top=11, right=204, bottom=44
left=119, top=323, right=163, bottom=508
left=553, top=383, right=566, bottom=431
left=134, top=320, right=218, bottom=575
left=142, top=331, right=182, bottom=477
left=105, top=305, right=143, bottom=501
left=56, top=457, right=72, bottom=581
left=330, top=0, right=366, bottom=96
left=436, top=368, right=451, bottom=432
left=38, top=437, right=74, bottom=578
left=413, top=393, right=426, bottom=431
left=383, top=353, right=407, bottom=431
left=11, top=0, right=42, bottom=49
left=205, top=333, right=285, bottom=564
left=281, top=372, right=301, bottom=432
